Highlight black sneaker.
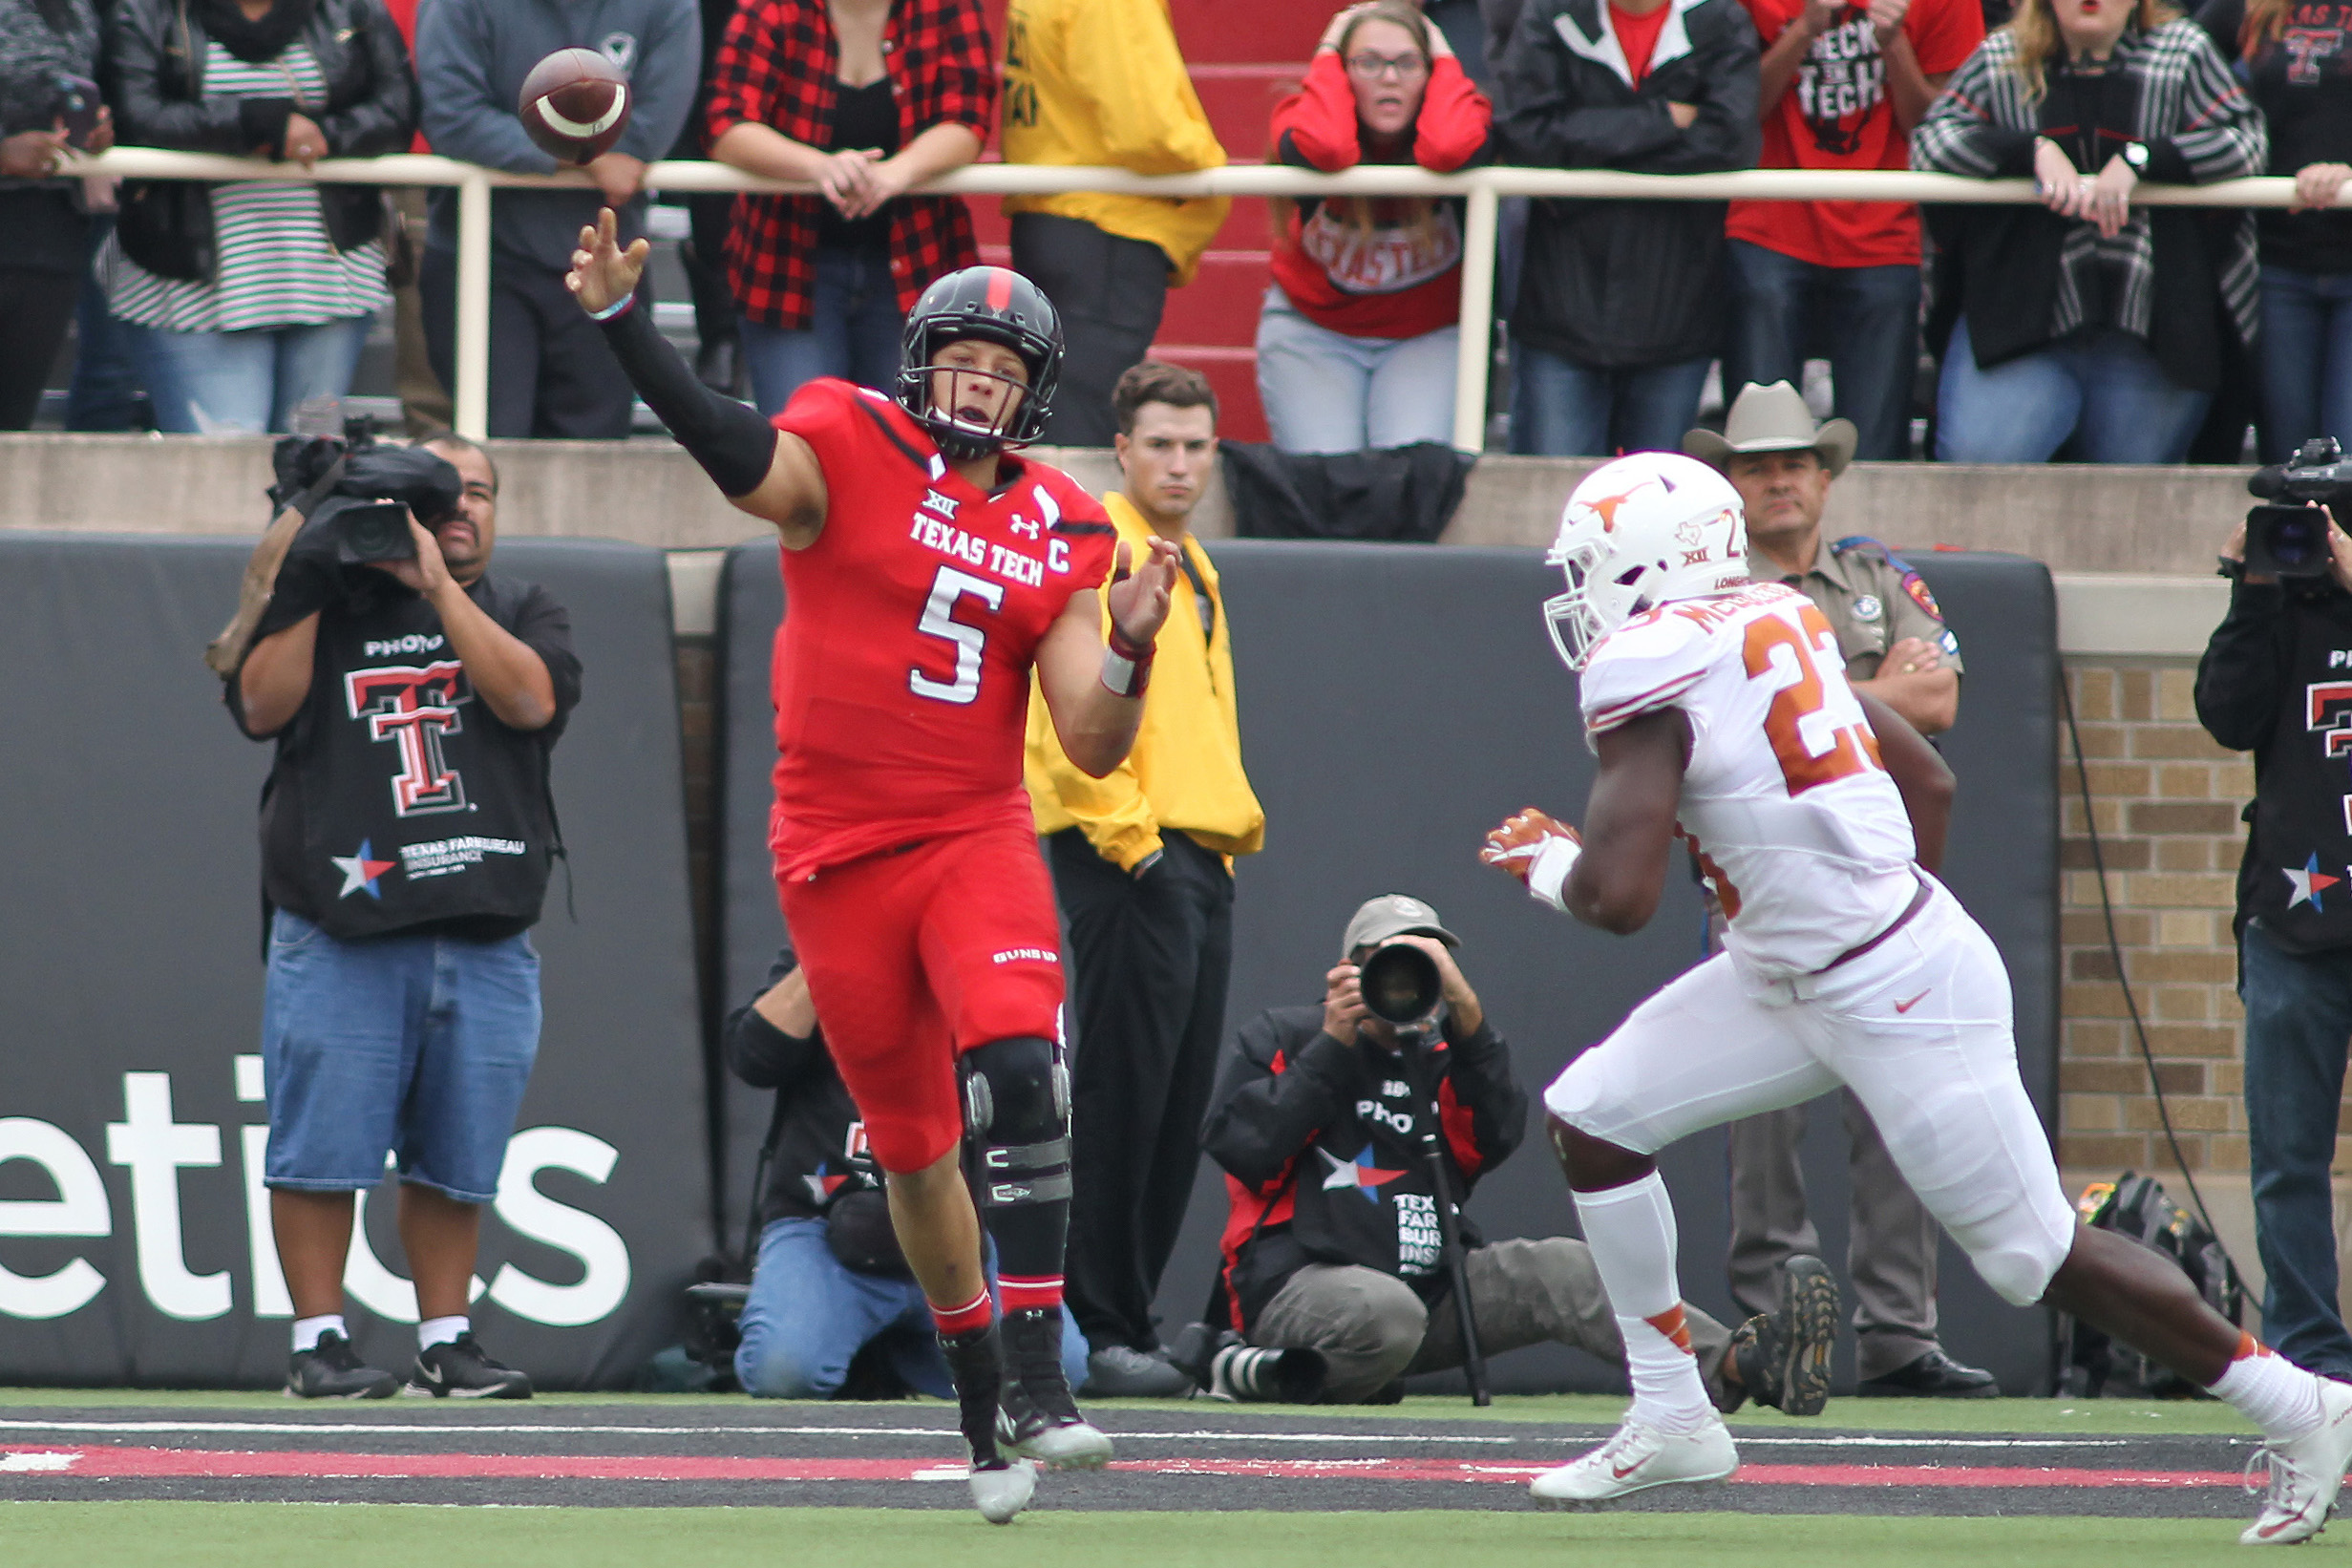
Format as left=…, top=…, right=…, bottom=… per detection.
left=996, top=1307, right=1112, bottom=1468
left=1734, top=1255, right=1838, bottom=1416
left=286, top=1330, right=398, bottom=1400
left=405, top=1332, right=533, bottom=1399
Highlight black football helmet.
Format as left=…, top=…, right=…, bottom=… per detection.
left=895, top=265, right=1063, bottom=458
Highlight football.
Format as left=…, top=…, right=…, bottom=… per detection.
left=517, top=48, right=632, bottom=165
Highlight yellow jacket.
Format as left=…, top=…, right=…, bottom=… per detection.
left=1000, top=0, right=1232, bottom=285
left=1026, top=493, right=1264, bottom=870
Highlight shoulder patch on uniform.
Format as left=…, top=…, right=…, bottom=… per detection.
left=1903, top=573, right=1944, bottom=621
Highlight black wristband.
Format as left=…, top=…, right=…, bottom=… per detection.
left=596, top=298, right=778, bottom=498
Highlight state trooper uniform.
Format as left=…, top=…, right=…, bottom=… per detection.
left=1725, top=534, right=1967, bottom=1385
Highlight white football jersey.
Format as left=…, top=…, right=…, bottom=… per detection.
left=1579, top=582, right=1919, bottom=979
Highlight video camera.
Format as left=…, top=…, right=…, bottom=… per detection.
left=2244, top=437, right=2352, bottom=581
left=271, top=401, right=464, bottom=568
left=1358, top=941, right=1447, bottom=1040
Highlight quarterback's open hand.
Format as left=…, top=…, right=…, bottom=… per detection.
left=1480, top=806, right=1579, bottom=884
left=566, top=206, right=648, bottom=317
left=1105, top=536, right=1181, bottom=647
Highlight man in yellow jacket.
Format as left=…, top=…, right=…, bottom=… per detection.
left=1001, top=0, right=1230, bottom=447
left=1026, top=362, right=1264, bottom=1396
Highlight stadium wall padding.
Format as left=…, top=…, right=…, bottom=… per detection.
left=717, top=540, right=2060, bottom=1398
left=0, top=534, right=709, bottom=1388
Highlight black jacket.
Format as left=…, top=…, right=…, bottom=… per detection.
left=723, top=947, right=884, bottom=1231
left=1495, top=0, right=1760, bottom=368
left=1200, top=1003, right=1527, bottom=1334
left=2195, top=570, right=2352, bottom=955
left=107, top=0, right=415, bottom=275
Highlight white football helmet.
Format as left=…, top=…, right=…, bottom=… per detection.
left=1542, top=452, right=1749, bottom=672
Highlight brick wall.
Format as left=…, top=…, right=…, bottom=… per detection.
left=2057, top=656, right=2255, bottom=1180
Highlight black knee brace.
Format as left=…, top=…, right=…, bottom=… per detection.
left=961, top=1035, right=1071, bottom=1209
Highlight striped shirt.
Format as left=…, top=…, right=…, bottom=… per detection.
left=99, top=42, right=390, bottom=333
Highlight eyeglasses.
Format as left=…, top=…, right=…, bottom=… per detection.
left=1345, top=52, right=1430, bottom=81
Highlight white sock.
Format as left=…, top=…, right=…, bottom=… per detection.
left=1574, top=1171, right=1714, bottom=1434
left=292, top=1314, right=346, bottom=1353
left=418, top=1315, right=469, bottom=1352
left=2209, top=1337, right=2325, bottom=1441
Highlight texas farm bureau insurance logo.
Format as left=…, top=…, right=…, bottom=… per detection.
left=345, top=659, right=472, bottom=817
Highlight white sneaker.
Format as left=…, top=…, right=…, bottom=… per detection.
left=2243, top=1378, right=2352, bottom=1544
left=1528, top=1412, right=1738, bottom=1508
left=967, top=1458, right=1036, bottom=1525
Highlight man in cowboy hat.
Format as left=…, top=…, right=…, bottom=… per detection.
left=1685, top=379, right=1997, bottom=1399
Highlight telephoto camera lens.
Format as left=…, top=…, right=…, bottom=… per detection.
left=1359, top=942, right=1444, bottom=1026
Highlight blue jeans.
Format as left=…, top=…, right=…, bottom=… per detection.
left=739, top=245, right=905, bottom=416
left=138, top=314, right=372, bottom=434
left=2240, top=921, right=2352, bottom=1381
left=1936, top=319, right=2210, bottom=464
left=734, top=1218, right=1089, bottom=1399
left=260, top=910, right=541, bottom=1203
left=2257, top=265, right=2352, bottom=464
left=1254, top=286, right=1460, bottom=453
left=67, top=214, right=149, bottom=431
left=1507, top=341, right=1712, bottom=457
left=1724, top=239, right=1920, bottom=461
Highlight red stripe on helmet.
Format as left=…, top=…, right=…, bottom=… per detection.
left=985, top=267, right=1013, bottom=311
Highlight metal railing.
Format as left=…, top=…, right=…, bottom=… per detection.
left=60, top=148, right=2333, bottom=451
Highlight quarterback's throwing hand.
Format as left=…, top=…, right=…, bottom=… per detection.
left=565, top=206, right=649, bottom=317
left=1105, top=536, right=1181, bottom=647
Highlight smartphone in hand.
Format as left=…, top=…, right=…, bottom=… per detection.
left=53, top=74, right=102, bottom=151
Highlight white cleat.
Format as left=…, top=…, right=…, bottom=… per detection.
left=997, top=1406, right=1114, bottom=1470
left=1529, top=1412, right=1738, bottom=1509
left=2243, top=1379, right=2352, bottom=1544
left=967, top=1458, right=1037, bottom=1525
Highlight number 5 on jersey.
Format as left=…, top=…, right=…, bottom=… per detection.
left=1744, top=603, right=1884, bottom=795
left=911, top=564, right=1006, bottom=706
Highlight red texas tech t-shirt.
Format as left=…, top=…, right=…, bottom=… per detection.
left=1727, top=0, right=1984, bottom=267
left=766, top=379, right=1115, bottom=880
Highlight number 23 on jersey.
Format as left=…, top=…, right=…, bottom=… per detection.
left=1743, top=603, right=1884, bottom=795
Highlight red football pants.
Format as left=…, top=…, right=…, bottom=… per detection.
left=776, top=821, right=1066, bottom=1173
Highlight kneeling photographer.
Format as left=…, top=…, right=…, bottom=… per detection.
left=222, top=422, right=580, bottom=1401
left=2197, top=442, right=2352, bottom=1385
left=1187, top=896, right=1828, bottom=1409
left=724, top=943, right=1089, bottom=1400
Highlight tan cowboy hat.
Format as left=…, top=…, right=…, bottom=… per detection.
left=1683, top=380, right=1858, bottom=477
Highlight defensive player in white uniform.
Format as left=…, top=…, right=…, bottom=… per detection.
left=1481, top=453, right=2352, bottom=1544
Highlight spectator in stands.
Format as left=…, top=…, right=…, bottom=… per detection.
left=1727, top=0, right=1983, bottom=460
left=416, top=0, right=697, bottom=437
left=2198, top=0, right=2352, bottom=462
left=98, top=0, right=413, bottom=434
left=1494, top=0, right=1762, bottom=456
left=1001, top=0, right=1230, bottom=448
left=1909, top=0, right=2266, bottom=463
left=0, top=0, right=113, bottom=431
left=706, top=0, right=993, bottom=415
left=1257, top=2, right=1494, bottom=453
left=725, top=943, right=1088, bottom=1401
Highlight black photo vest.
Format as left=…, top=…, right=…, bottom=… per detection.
left=1285, top=1053, right=1481, bottom=1291
left=259, top=574, right=565, bottom=939
left=2239, top=598, right=2352, bottom=954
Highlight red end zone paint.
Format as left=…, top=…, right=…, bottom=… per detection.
left=0, top=1447, right=2247, bottom=1490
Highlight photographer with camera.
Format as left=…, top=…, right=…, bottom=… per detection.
left=723, top=943, right=1088, bottom=1400
left=1186, top=895, right=1833, bottom=1409
left=2197, top=443, right=2352, bottom=1386
left=224, top=426, right=581, bottom=1400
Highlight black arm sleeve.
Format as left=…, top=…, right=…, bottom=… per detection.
left=720, top=947, right=824, bottom=1091
left=597, top=300, right=779, bottom=498
left=2195, top=575, right=2292, bottom=752
left=1200, top=1009, right=1360, bottom=1191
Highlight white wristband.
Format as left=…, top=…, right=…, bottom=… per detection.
left=1527, top=835, right=1581, bottom=912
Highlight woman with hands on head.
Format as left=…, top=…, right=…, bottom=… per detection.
left=2197, top=0, right=2352, bottom=460
left=1910, top=0, right=2267, bottom=462
left=1255, top=0, right=1494, bottom=453
left=705, top=0, right=996, bottom=414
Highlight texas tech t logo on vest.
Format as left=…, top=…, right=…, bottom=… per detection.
left=345, top=661, right=472, bottom=816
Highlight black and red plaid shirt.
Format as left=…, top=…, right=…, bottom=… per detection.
left=707, top=0, right=995, bottom=330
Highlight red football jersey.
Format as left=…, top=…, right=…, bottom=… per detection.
left=766, top=379, right=1117, bottom=879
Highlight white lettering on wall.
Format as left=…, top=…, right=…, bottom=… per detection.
left=104, top=1072, right=230, bottom=1321
left=0, top=1118, right=111, bottom=1320
left=487, top=1128, right=631, bottom=1327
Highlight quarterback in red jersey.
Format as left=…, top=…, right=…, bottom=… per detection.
left=567, top=211, right=1177, bottom=1524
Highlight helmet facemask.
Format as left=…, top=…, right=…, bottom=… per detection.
left=900, top=350, right=1040, bottom=460
left=1541, top=453, right=1752, bottom=675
